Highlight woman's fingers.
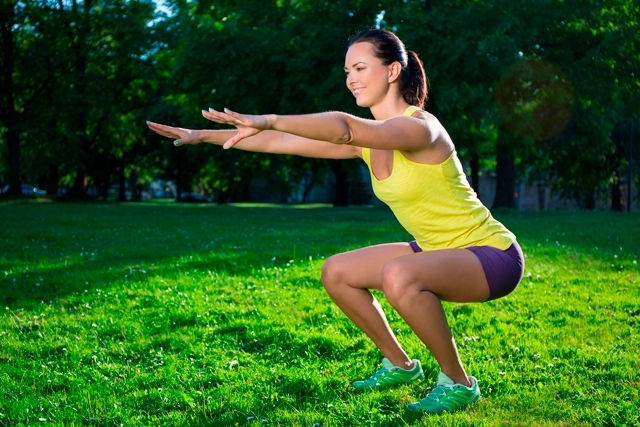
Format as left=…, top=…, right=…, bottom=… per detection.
left=222, top=108, right=246, bottom=124
left=222, top=134, right=242, bottom=150
left=146, top=121, right=191, bottom=146
left=146, top=121, right=173, bottom=132
left=147, top=122, right=179, bottom=139
left=148, top=109, right=261, bottom=150
left=202, top=108, right=221, bottom=122
left=223, top=127, right=262, bottom=149
left=203, top=108, right=255, bottom=128
left=202, top=108, right=238, bottom=125
left=202, top=107, right=266, bottom=149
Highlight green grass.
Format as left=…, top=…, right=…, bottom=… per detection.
left=1, top=200, right=638, bottom=426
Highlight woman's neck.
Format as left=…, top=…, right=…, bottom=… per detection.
left=370, top=97, right=411, bottom=120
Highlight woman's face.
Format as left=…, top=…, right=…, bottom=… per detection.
left=344, top=42, right=391, bottom=108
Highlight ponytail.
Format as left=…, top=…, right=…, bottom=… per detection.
left=401, top=50, right=428, bottom=109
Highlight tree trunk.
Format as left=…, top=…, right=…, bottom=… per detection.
left=583, top=191, right=596, bottom=210
left=301, top=175, right=315, bottom=203
left=492, top=131, right=516, bottom=209
left=537, top=184, right=546, bottom=211
left=97, top=165, right=109, bottom=201
left=46, top=164, right=59, bottom=195
left=0, top=2, right=21, bottom=196
left=628, top=122, right=634, bottom=212
left=611, top=123, right=626, bottom=211
left=329, top=160, right=349, bottom=207
left=130, top=170, right=142, bottom=201
left=577, top=189, right=596, bottom=210
left=4, top=128, right=20, bottom=196
left=118, top=162, right=127, bottom=201
left=67, top=0, right=93, bottom=199
left=100, top=181, right=108, bottom=201
left=71, top=168, right=87, bottom=199
left=611, top=173, right=623, bottom=211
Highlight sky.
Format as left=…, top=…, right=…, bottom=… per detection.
left=153, top=0, right=172, bottom=16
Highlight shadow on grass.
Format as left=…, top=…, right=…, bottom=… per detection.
left=0, top=250, right=257, bottom=307
left=214, top=321, right=352, bottom=361
left=0, top=201, right=403, bottom=309
left=2, top=201, right=638, bottom=309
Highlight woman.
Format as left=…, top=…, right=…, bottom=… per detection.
left=147, top=29, right=524, bottom=414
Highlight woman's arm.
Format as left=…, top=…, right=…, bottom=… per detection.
left=204, top=109, right=437, bottom=151
left=201, top=128, right=360, bottom=159
left=146, top=122, right=359, bottom=159
left=271, top=112, right=435, bottom=151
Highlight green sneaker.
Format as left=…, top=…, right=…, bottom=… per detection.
left=352, top=358, right=424, bottom=390
left=407, top=371, right=480, bottom=413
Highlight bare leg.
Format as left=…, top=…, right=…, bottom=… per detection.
left=381, top=249, right=490, bottom=386
left=321, top=244, right=490, bottom=386
left=321, top=243, right=415, bottom=368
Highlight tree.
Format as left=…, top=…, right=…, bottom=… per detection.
left=3, top=0, right=637, bottom=209
left=159, top=0, right=383, bottom=205
left=0, top=0, right=21, bottom=196
left=384, top=0, right=640, bottom=210
left=8, top=0, right=159, bottom=199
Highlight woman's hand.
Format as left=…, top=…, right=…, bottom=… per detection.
left=202, top=108, right=273, bottom=149
left=146, top=121, right=202, bottom=146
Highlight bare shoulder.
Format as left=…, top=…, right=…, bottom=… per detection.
left=409, top=108, right=440, bottom=128
left=402, top=109, right=455, bottom=162
left=413, top=109, right=453, bottom=143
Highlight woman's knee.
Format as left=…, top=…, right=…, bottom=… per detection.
left=381, top=260, right=421, bottom=306
left=321, top=255, right=347, bottom=292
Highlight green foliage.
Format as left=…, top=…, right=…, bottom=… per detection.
left=156, top=0, right=381, bottom=200
left=5, top=0, right=161, bottom=198
left=384, top=0, right=639, bottom=208
left=1, top=0, right=638, bottom=207
left=0, top=201, right=638, bottom=425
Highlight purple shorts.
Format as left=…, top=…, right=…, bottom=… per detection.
left=409, top=240, right=524, bottom=301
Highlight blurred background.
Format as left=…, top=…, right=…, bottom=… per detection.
left=0, top=0, right=637, bottom=209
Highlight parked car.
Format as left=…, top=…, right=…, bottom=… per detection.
left=0, top=184, right=46, bottom=196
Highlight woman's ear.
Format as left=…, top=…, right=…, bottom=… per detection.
left=388, top=61, right=402, bottom=83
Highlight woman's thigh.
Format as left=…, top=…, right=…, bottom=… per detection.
left=322, top=242, right=414, bottom=291
left=383, top=249, right=491, bottom=303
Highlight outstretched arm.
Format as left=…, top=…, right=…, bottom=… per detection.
left=204, top=108, right=437, bottom=151
left=145, top=122, right=359, bottom=159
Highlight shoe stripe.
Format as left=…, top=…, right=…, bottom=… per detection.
left=411, top=386, right=480, bottom=412
left=353, top=360, right=425, bottom=390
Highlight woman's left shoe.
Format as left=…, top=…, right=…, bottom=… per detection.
left=407, top=371, right=481, bottom=413
left=352, top=358, right=424, bottom=390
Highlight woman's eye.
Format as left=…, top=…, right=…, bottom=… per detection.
left=345, top=67, right=364, bottom=77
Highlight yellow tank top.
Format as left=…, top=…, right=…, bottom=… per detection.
left=361, top=106, right=515, bottom=251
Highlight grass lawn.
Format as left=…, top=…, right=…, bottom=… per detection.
left=1, top=200, right=638, bottom=426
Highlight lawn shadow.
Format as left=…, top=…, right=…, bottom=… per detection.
left=1, top=246, right=260, bottom=308
left=0, top=202, right=396, bottom=308
left=4, top=203, right=638, bottom=309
